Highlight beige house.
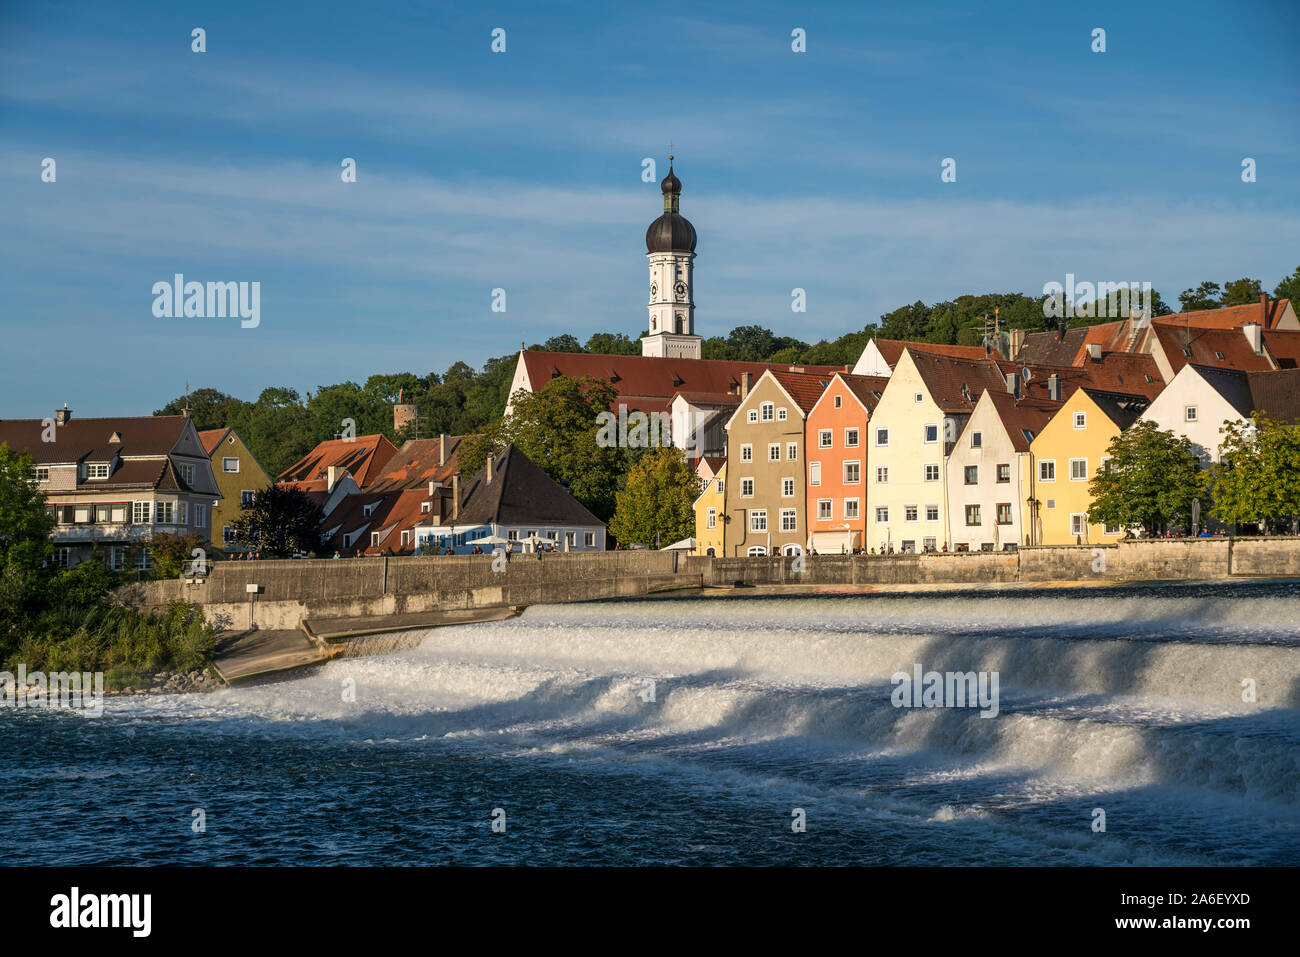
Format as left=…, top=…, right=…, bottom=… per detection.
left=722, top=369, right=830, bottom=556
left=0, top=408, right=222, bottom=570
left=199, top=428, right=272, bottom=554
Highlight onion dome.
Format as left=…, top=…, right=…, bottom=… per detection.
left=645, top=157, right=696, bottom=253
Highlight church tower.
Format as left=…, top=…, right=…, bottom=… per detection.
left=641, top=157, right=702, bottom=359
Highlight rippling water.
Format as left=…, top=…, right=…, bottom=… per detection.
left=4, top=581, right=1299, bottom=865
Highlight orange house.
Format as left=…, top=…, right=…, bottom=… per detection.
left=805, top=372, right=889, bottom=553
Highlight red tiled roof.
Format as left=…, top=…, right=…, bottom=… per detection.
left=197, top=428, right=229, bottom=455
left=367, top=436, right=472, bottom=492
left=1150, top=321, right=1274, bottom=375
left=1160, top=298, right=1291, bottom=331
left=1263, top=330, right=1300, bottom=369
left=277, top=434, right=399, bottom=492
left=1071, top=352, right=1166, bottom=399
left=767, top=368, right=834, bottom=414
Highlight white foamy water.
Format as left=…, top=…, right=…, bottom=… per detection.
left=114, top=587, right=1300, bottom=865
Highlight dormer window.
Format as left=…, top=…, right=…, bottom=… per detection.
left=1214, top=352, right=1225, bottom=360
left=86, top=463, right=109, bottom=480
left=421, top=502, right=431, bottom=514
left=179, top=463, right=196, bottom=486
left=363, top=501, right=378, bottom=517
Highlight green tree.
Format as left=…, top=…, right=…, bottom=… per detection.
left=609, top=447, right=697, bottom=547
left=231, top=486, right=323, bottom=557
left=0, top=444, right=54, bottom=634
left=1273, top=265, right=1300, bottom=306
left=1221, top=278, right=1264, bottom=306
left=1088, top=421, right=1203, bottom=536
left=583, top=332, right=640, bottom=355
left=1179, top=281, right=1223, bottom=312
left=1202, top=414, right=1300, bottom=534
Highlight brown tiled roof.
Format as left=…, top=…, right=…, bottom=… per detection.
left=870, top=339, right=989, bottom=368
left=0, top=415, right=188, bottom=464
left=1081, top=389, right=1143, bottom=431
left=519, top=351, right=848, bottom=409
left=767, top=369, right=834, bottom=414
left=836, top=373, right=891, bottom=413
left=455, top=444, right=603, bottom=528
left=670, top=390, right=742, bottom=407
left=1072, top=352, right=1166, bottom=399
left=1246, top=369, right=1300, bottom=423
left=1263, top=330, right=1300, bottom=369
left=1150, top=321, right=1274, bottom=375
left=1014, top=327, right=1090, bottom=366
left=277, top=434, right=398, bottom=492
left=367, top=436, right=471, bottom=492
left=909, top=351, right=1009, bottom=412
left=1161, top=298, right=1291, bottom=331
left=983, top=391, right=1062, bottom=452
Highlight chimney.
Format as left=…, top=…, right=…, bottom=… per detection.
left=1008, top=328, right=1025, bottom=361
left=1005, top=372, right=1020, bottom=398
left=451, top=473, right=460, bottom=520
left=1261, top=293, right=1269, bottom=328
left=740, top=372, right=752, bottom=399
left=1048, top=373, right=1060, bottom=401
left=1243, top=322, right=1263, bottom=356
left=1086, top=343, right=1101, bottom=362
left=55, top=405, right=71, bottom=425
left=486, top=453, right=494, bottom=484
left=327, top=465, right=341, bottom=492
left=439, top=433, right=447, bottom=466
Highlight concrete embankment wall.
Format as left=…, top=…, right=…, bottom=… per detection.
left=116, top=538, right=1300, bottom=630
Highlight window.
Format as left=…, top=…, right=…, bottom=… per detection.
left=1070, top=513, right=1088, bottom=537
left=222, top=457, right=240, bottom=473
left=706, top=508, right=717, bottom=529
left=996, top=503, right=1013, bottom=525
left=874, top=466, right=887, bottom=484
left=86, top=463, right=109, bottom=479
left=761, top=402, right=774, bottom=422
left=371, top=532, right=382, bottom=547
left=1070, top=458, right=1088, bottom=481
left=223, top=525, right=236, bottom=544
left=844, top=499, right=860, bottom=520
left=844, top=461, right=860, bottom=484
left=817, top=499, right=832, bottom=520
left=401, top=530, right=412, bottom=546
left=748, top=546, right=767, bottom=556
left=924, top=464, right=940, bottom=482
left=195, top=504, right=207, bottom=528
left=741, top=478, right=754, bottom=498
left=781, top=478, right=795, bottom=497
left=750, top=510, right=768, bottom=532
left=1039, top=460, right=1056, bottom=482
left=924, top=424, right=938, bottom=444
left=875, top=506, right=889, bottom=523
left=585, top=532, right=595, bottom=547
left=834, top=395, right=842, bottom=409
left=363, top=501, right=377, bottom=517
left=901, top=541, right=915, bottom=554
left=132, top=501, right=151, bottom=524
left=53, top=547, right=72, bottom=569
left=875, top=428, right=889, bottom=446
left=1185, top=406, right=1198, bottom=422
left=777, top=408, right=788, bottom=421
left=716, top=478, right=724, bottom=493
left=964, top=466, right=978, bottom=485
left=176, top=501, right=188, bottom=526
left=965, top=505, right=982, bottom=526
left=914, top=393, right=924, bottom=403
left=970, top=431, right=982, bottom=449
left=781, top=509, right=797, bottom=532
left=926, top=505, right=939, bottom=522
left=819, top=430, right=832, bottom=448
left=1182, top=347, right=1192, bottom=358
left=787, top=442, right=798, bottom=461
left=1073, top=412, right=1086, bottom=430
left=844, top=428, right=859, bottom=448
left=33, top=466, right=50, bottom=482
left=179, top=463, right=195, bottom=485
left=507, top=529, right=519, bottom=541
left=1046, top=498, right=1056, bottom=509
left=109, top=547, right=125, bottom=571
left=768, top=444, right=780, bottom=462
left=1214, top=351, right=1225, bottom=360
left=748, top=410, right=758, bottom=423
left=741, top=444, right=753, bottom=462
left=923, top=536, right=937, bottom=551
left=421, top=501, right=431, bottom=514
left=134, top=550, right=153, bottom=570
left=1103, top=522, right=1121, bottom=536
left=241, top=490, right=255, bottom=508
left=565, top=532, right=576, bottom=547
left=997, top=464, right=1010, bottom=483
left=904, top=505, right=918, bottom=522
left=809, top=462, right=821, bottom=486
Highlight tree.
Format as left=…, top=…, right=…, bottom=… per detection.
left=0, top=444, right=54, bottom=633
left=231, top=486, right=323, bottom=557
left=1221, top=278, right=1264, bottom=306
left=1179, top=281, right=1223, bottom=312
left=1088, top=421, right=1202, bottom=536
left=1273, top=265, right=1300, bottom=306
left=609, top=448, right=698, bottom=547
left=583, top=332, right=640, bottom=355
left=1202, top=414, right=1300, bottom=534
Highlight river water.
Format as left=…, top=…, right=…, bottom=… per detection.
left=3, top=582, right=1298, bottom=865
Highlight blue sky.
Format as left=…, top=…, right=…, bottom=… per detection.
left=2, top=0, right=1297, bottom=417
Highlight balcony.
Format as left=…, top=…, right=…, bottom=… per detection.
left=51, top=524, right=181, bottom=544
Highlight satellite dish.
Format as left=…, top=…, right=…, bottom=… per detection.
left=1022, top=367, right=1033, bottom=381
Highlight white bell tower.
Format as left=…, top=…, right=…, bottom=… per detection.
left=641, top=157, right=702, bottom=360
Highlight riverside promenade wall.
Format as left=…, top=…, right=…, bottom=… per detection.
left=116, top=538, right=1300, bottom=631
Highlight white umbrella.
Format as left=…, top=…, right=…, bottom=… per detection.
left=662, top=537, right=696, bottom=551
left=467, top=534, right=510, bottom=546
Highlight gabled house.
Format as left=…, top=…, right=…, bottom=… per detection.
left=851, top=338, right=989, bottom=377
left=277, top=433, right=398, bottom=493
left=722, top=368, right=830, bottom=556
left=198, top=427, right=272, bottom=554
left=0, top=408, right=221, bottom=570
left=805, top=372, right=889, bottom=553
left=1026, top=390, right=1142, bottom=545
left=693, top=461, right=726, bottom=556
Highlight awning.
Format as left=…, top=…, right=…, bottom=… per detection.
left=809, top=530, right=859, bottom=553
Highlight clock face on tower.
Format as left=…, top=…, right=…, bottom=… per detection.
left=674, top=281, right=687, bottom=297
left=650, top=282, right=657, bottom=297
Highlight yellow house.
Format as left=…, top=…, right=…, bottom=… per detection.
left=693, top=461, right=726, bottom=555
left=1025, top=389, right=1142, bottom=545
left=199, top=428, right=273, bottom=554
